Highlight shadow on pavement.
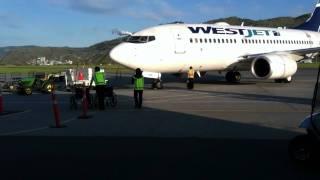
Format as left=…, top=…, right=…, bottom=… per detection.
left=0, top=136, right=319, bottom=179
left=0, top=90, right=318, bottom=179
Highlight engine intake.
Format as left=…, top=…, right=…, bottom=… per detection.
left=251, top=54, right=297, bottom=79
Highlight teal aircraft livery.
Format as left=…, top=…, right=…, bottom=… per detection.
left=188, top=27, right=281, bottom=38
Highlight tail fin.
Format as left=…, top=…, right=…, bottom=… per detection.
left=295, top=0, right=320, bottom=32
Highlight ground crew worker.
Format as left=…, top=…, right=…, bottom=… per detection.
left=90, top=66, right=106, bottom=110
left=187, top=66, right=195, bottom=89
left=132, top=68, right=144, bottom=108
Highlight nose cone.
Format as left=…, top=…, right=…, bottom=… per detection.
left=109, top=44, right=125, bottom=65
left=110, top=44, right=137, bottom=69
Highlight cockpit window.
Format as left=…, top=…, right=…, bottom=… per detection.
left=125, top=36, right=156, bottom=43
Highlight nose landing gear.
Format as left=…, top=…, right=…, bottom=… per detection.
left=152, top=79, right=164, bottom=89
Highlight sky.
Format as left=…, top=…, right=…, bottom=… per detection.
left=0, top=0, right=318, bottom=47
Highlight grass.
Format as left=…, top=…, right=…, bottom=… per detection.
left=0, top=64, right=131, bottom=74
left=298, top=62, right=320, bottom=69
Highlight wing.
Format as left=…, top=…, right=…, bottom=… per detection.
left=230, top=47, right=320, bottom=71
left=240, top=47, right=320, bottom=60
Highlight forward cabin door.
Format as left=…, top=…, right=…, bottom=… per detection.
left=172, top=30, right=186, bottom=54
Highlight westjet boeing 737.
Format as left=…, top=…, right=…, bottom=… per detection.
left=110, top=1, right=320, bottom=88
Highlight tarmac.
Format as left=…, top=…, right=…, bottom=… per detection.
left=0, top=69, right=319, bottom=179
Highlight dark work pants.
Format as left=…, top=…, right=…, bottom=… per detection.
left=187, top=78, right=194, bottom=89
left=134, top=90, right=143, bottom=108
left=96, top=85, right=105, bottom=110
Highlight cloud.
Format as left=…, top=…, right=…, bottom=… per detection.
left=50, top=0, right=184, bottom=21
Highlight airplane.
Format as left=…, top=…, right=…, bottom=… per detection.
left=110, top=1, right=320, bottom=89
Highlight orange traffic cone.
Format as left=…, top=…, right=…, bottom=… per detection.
left=50, top=83, right=65, bottom=128
left=78, top=86, right=92, bottom=119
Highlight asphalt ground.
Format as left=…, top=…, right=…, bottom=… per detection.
left=0, top=69, right=319, bottom=179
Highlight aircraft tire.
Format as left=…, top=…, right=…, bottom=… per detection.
left=152, top=80, right=163, bottom=89
left=233, top=72, right=241, bottom=82
left=24, top=87, right=32, bottom=96
left=275, top=77, right=292, bottom=83
left=226, top=71, right=241, bottom=83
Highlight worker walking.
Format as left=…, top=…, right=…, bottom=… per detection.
left=187, top=66, right=195, bottom=89
left=90, top=66, right=106, bottom=110
left=132, top=68, right=144, bottom=108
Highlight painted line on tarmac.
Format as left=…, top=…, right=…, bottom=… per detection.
left=167, top=89, right=214, bottom=96
left=0, top=126, right=52, bottom=136
left=7, top=101, right=69, bottom=104
left=0, top=113, right=94, bottom=136
left=102, top=108, right=309, bottom=113
left=0, top=110, right=32, bottom=119
left=145, top=94, right=194, bottom=101
left=171, top=109, right=310, bottom=113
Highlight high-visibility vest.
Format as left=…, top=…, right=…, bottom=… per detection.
left=133, top=77, right=144, bottom=90
left=94, top=72, right=106, bottom=86
left=188, top=69, right=195, bottom=79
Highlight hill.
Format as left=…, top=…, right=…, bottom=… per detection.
left=0, top=14, right=310, bottom=65
left=205, top=14, right=310, bottom=28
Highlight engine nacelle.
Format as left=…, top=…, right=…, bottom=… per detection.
left=251, top=54, right=297, bottom=79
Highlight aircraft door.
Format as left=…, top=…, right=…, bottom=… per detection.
left=173, top=31, right=186, bottom=54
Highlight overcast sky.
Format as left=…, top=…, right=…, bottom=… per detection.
left=0, top=0, right=317, bottom=47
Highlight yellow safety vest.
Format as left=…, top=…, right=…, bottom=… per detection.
left=94, top=72, right=106, bottom=86
left=133, top=77, right=144, bottom=90
left=188, top=69, right=195, bottom=79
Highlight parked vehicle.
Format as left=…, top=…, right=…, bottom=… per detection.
left=289, top=113, right=320, bottom=165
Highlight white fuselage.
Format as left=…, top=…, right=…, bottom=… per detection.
left=110, top=24, right=320, bottom=73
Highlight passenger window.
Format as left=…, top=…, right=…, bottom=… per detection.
left=222, top=39, right=225, bottom=43
left=190, top=38, right=193, bottom=43
left=213, top=39, right=216, bottom=43
left=209, top=39, right=212, bottom=43
left=218, top=39, right=220, bottom=43
left=226, top=39, right=229, bottom=43
left=205, top=39, right=208, bottom=43
left=200, top=39, right=203, bottom=43
left=195, top=38, right=198, bottom=43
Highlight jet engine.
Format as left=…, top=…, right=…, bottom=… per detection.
left=251, top=54, right=297, bottom=80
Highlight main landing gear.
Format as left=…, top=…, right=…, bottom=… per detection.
left=274, top=76, right=292, bottom=83
left=225, top=71, right=241, bottom=83
left=152, top=79, right=164, bottom=89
